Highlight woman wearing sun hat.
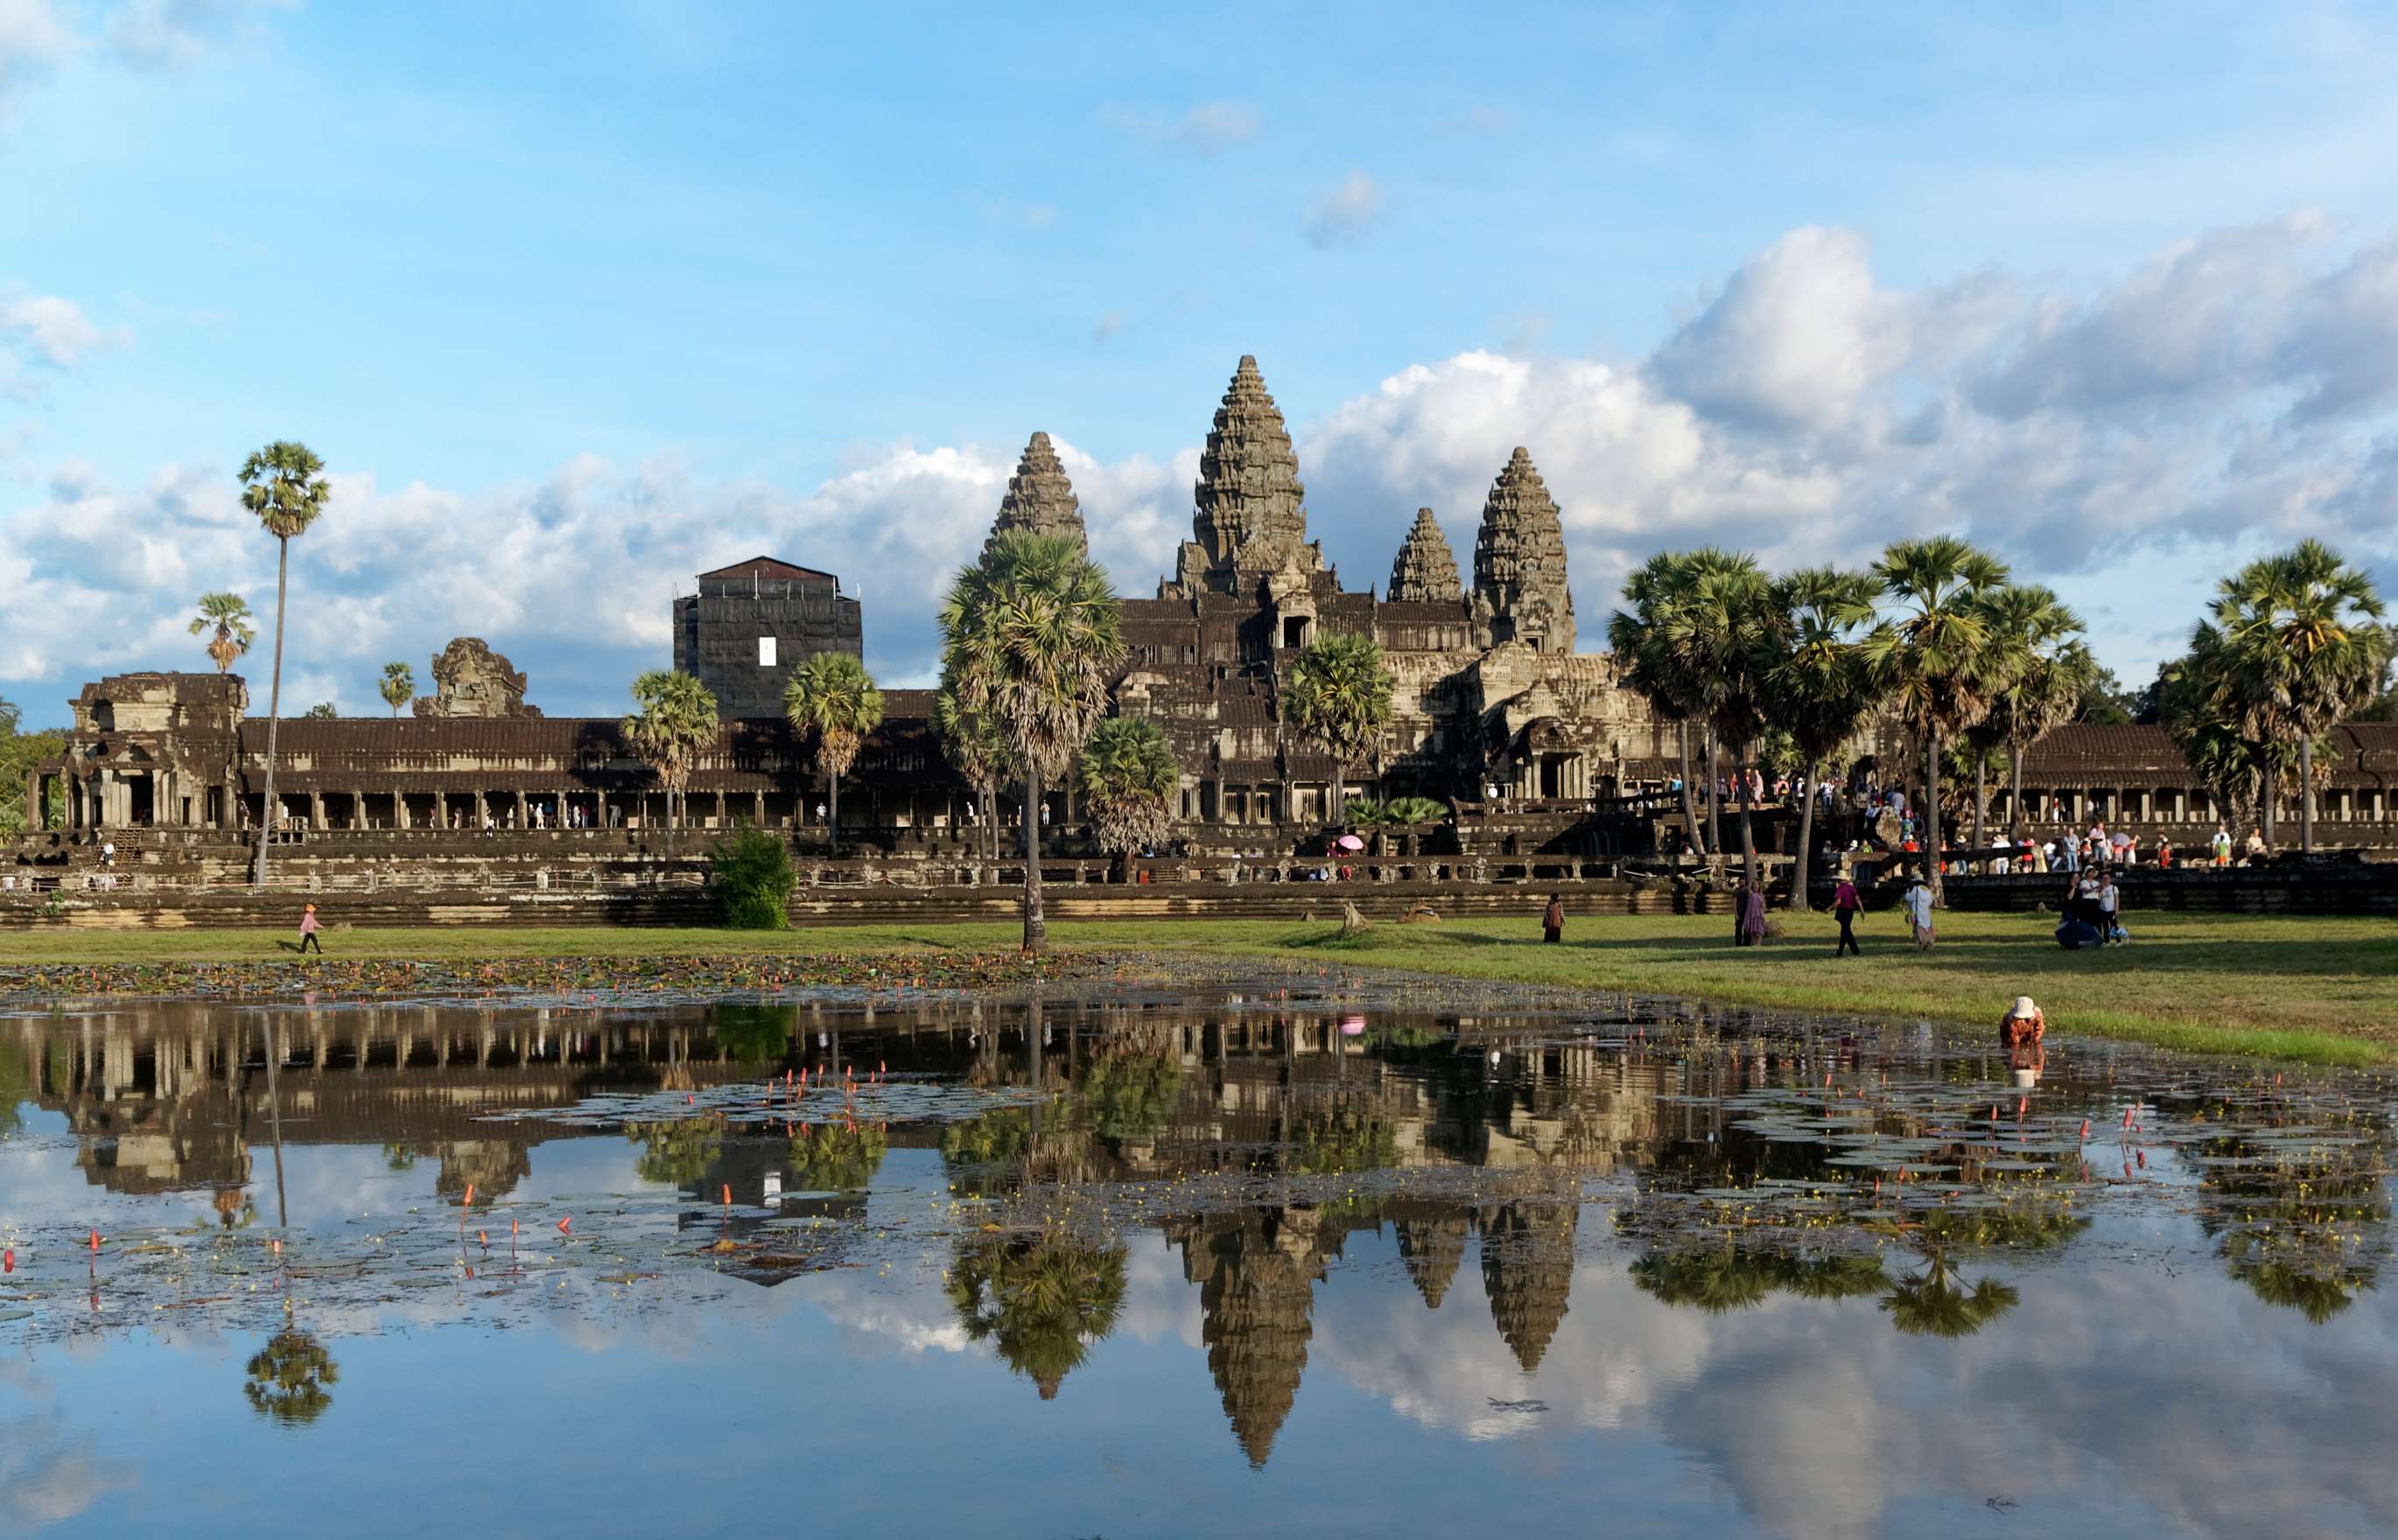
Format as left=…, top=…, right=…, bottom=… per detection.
left=2000, top=996, right=2044, bottom=1051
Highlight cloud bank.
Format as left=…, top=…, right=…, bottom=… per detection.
left=5, top=214, right=2395, bottom=722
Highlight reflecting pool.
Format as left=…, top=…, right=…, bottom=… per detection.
left=4, top=975, right=2394, bottom=1538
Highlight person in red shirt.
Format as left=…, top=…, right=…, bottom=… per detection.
left=2000, top=995, right=2044, bottom=1050
left=1832, top=876, right=1862, bottom=956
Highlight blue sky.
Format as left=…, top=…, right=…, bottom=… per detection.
left=5, top=1, right=2397, bottom=724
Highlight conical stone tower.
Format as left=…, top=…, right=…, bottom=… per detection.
left=1471, top=447, right=1575, bottom=652
left=1478, top=1198, right=1579, bottom=1373
left=1174, top=355, right=1319, bottom=592
left=1386, top=508, right=1463, bottom=604
left=1393, top=1206, right=1470, bottom=1309
left=1175, top=1209, right=1323, bottom=1468
left=985, top=430, right=1087, bottom=557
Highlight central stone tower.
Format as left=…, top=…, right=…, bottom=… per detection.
left=984, top=430, right=1087, bottom=557
left=1167, top=356, right=1324, bottom=596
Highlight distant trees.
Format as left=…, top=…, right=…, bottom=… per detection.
left=1609, top=554, right=1712, bottom=854
left=940, top=531, right=1123, bottom=953
left=303, top=702, right=337, bottom=719
left=379, top=662, right=414, bottom=716
left=1971, top=584, right=2095, bottom=845
left=1658, top=552, right=1773, bottom=889
left=933, top=684, right=1010, bottom=861
left=1279, top=630, right=1394, bottom=823
left=240, top=440, right=331, bottom=891
left=783, top=651, right=883, bottom=856
left=622, top=669, right=719, bottom=858
left=190, top=592, right=256, bottom=675
left=1078, top=716, right=1179, bottom=865
left=0, top=698, right=66, bottom=835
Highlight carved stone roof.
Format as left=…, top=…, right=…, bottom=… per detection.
left=1191, top=355, right=1314, bottom=578
left=1472, top=447, right=1576, bottom=651
left=985, top=431, right=1087, bottom=556
left=413, top=638, right=537, bottom=719
left=695, top=556, right=840, bottom=584
left=1387, top=508, right=1463, bottom=603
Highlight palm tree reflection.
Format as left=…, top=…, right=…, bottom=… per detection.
left=243, top=1329, right=339, bottom=1424
left=947, top=1228, right=1128, bottom=1399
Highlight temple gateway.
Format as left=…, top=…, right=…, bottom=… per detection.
left=17, top=355, right=2398, bottom=878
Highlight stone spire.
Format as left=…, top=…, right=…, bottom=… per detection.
left=1478, top=1199, right=1578, bottom=1373
left=1471, top=447, right=1575, bottom=652
left=1386, top=508, right=1463, bottom=604
left=1394, top=1208, right=1470, bottom=1309
left=1179, top=355, right=1316, bottom=589
left=985, top=430, right=1086, bottom=557
left=1176, top=1209, right=1323, bottom=1468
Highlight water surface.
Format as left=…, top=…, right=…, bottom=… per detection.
left=3, top=978, right=2392, bottom=1538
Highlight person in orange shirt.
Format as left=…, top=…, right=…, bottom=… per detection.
left=2000, top=995, right=2044, bottom=1050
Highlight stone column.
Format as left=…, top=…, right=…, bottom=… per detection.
left=310, top=790, right=326, bottom=830
left=473, top=791, right=487, bottom=830
left=754, top=788, right=766, bottom=826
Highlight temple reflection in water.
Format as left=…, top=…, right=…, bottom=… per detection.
left=5, top=988, right=2387, bottom=1470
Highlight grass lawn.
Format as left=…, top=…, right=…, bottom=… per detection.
left=3, top=907, right=2392, bottom=1065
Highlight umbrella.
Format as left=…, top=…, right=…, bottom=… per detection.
left=1339, top=1015, right=1366, bottom=1037
left=1335, top=834, right=1365, bottom=851
left=2110, top=833, right=2132, bottom=849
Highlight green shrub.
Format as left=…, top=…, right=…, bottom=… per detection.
left=707, top=827, right=795, bottom=929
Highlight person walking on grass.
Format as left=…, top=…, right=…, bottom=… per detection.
left=1833, top=873, right=1862, bottom=956
left=298, top=903, right=324, bottom=956
left=1903, top=873, right=1935, bottom=950
left=1741, top=883, right=1768, bottom=947
left=1541, top=892, right=1565, bottom=945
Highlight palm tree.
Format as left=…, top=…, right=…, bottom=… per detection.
left=240, top=441, right=331, bottom=891
left=621, top=668, right=720, bottom=858
left=189, top=592, right=256, bottom=675
left=243, top=1329, right=340, bottom=1424
left=2207, top=542, right=2388, bottom=853
left=303, top=702, right=337, bottom=719
left=1760, top=567, right=1887, bottom=907
left=2163, top=643, right=2272, bottom=842
left=947, top=1228, right=1129, bottom=1399
left=939, top=530, right=1124, bottom=954
left=1660, top=554, right=1773, bottom=889
left=783, top=651, right=884, bottom=856
left=1078, top=716, right=1179, bottom=871
left=1866, top=536, right=2010, bottom=904
left=1609, top=553, right=1710, bottom=854
left=378, top=661, right=414, bottom=717
left=1280, top=630, right=1394, bottom=823
left=1878, top=1250, right=2019, bottom=1338
left=933, top=682, right=1011, bottom=861
left=1972, top=585, right=2096, bottom=839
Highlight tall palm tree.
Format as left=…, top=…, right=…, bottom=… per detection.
left=783, top=650, right=884, bottom=856
left=189, top=592, right=256, bottom=675
left=1760, top=567, right=1887, bottom=907
left=378, top=661, right=414, bottom=717
left=240, top=441, right=332, bottom=891
left=1078, top=716, right=1179, bottom=870
left=2162, top=646, right=2271, bottom=842
left=933, top=681, right=1011, bottom=861
left=1659, top=554, right=1773, bottom=889
left=1971, top=584, right=2097, bottom=838
left=1279, top=630, right=1394, bottom=822
left=2208, top=542, right=2388, bottom=852
left=1609, top=553, right=1709, bottom=854
left=939, top=530, right=1124, bottom=954
left=621, top=668, right=720, bottom=858
left=1866, top=536, right=2009, bottom=904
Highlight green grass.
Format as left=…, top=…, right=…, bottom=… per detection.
left=4, top=909, right=2393, bottom=1066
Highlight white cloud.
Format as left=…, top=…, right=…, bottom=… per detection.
left=1649, top=226, right=1906, bottom=430
left=0, top=0, right=71, bottom=107
left=104, top=0, right=296, bottom=71
left=1099, top=99, right=1260, bottom=156
left=2, top=287, right=128, bottom=396
left=1302, top=170, right=1382, bottom=250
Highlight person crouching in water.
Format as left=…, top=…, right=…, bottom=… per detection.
left=1542, top=892, right=1565, bottom=944
left=2001, top=996, right=2044, bottom=1052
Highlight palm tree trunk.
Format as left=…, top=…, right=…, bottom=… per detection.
left=1925, top=724, right=1946, bottom=905
left=2299, top=736, right=2315, bottom=853
left=1734, top=740, right=1758, bottom=892
left=1791, top=756, right=1820, bottom=910
left=1703, top=727, right=1722, bottom=858
left=2262, top=766, right=2277, bottom=849
left=1021, top=773, right=1046, bottom=954
left=829, top=771, right=842, bottom=858
left=250, top=535, right=290, bottom=892
left=1675, top=719, right=1703, bottom=858
left=2009, top=744, right=2025, bottom=838
left=1972, top=755, right=1988, bottom=858
left=1331, top=769, right=1346, bottom=826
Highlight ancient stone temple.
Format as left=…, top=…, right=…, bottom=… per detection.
left=1470, top=448, right=1575, bottom=653
left=985, top=431, right=1087, bottom=556
left=413, top=638, right=538, bottom=718
left=672, top=556, right=864, bottom=720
